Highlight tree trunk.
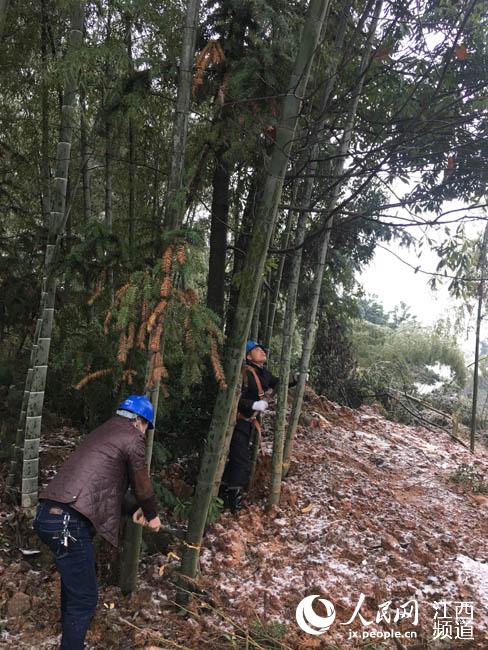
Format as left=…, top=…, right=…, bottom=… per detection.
left=207, top=147, right=230, bottom=318
left=163, top=0, right=201, bottom=231
left=20, top=0, right=86, bottom=511
left=179, top=0, right=330, bottom=588
left=470, top=223, right=488, bottom=453
left=269, top=1, right=351, bottom=507
left=283, top=0, right=383, bottom=476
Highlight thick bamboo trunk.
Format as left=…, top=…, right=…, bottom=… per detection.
left=283, top=0, right=383, bottom=475
left=163, top=0, right=201, bottom=231
left=269, top=2, right=351, bottom=507
left=179, top=0, right=330, bottom=587
left=20, top=1, right=86, bottom=511
left=6, top=316, right=43, bottom=492
left=9, top=0, right=53, bottom=491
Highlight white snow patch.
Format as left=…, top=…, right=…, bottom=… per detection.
left=457, top=554, right=488, bottom=614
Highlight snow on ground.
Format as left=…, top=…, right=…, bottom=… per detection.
left=198, top=395, right=488, bottom=648
left=1, top=392, right=487, bottom=648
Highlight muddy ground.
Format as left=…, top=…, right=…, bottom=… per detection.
left=1, top=390, right=487, bottom=649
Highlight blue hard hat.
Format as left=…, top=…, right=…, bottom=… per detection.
left=246, top=340, right=266, bottom=355
left=118, top=395, right=155, bottom=428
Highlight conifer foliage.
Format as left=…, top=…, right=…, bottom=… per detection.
left=76, top=237, right=225, bottom=397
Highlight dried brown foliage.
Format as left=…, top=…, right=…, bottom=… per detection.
left=160, top=275, right=172, bottom=299
left=103, top=310, right=113, bottom=335
left=176, top=244, right=187, bottom=266
left=210, top=335, right=227, bottom=390
left=192, top=40, right=224, bottom=96
left=75, top=368, right=112, bottom=390
left=126, top=323, right=135, bottom=351
left=136, top=321, right=147, bottom=349
left=161, top=245, right=174, bottom=277
left=153, top=299, right=168, bottom=320
left=87, top=270, right=106, bottom=306
left=117, top=332, right=128, bottom=364
left=185, top=288, right=198, bottom=305
left=114, top=282, right=132, bottom=303
left=122, top=369, right=137, bottom=385
left=149, top=322, right=164, bottom=352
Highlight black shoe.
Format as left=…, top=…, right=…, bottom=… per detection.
left=219, top=486, right=245, bottom=513
left=227, top=487, right=245, bottom=513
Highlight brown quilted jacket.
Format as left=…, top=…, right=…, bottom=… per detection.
left=39, top=415, right=158, bottom=547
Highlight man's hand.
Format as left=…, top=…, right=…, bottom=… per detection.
left=252, top=400, right=268, bottom=412
left=147, top=516, right=162, bottom=532
left=132, top=508, right=148, bottom=527
left=132, top=509, right=162, bottom=532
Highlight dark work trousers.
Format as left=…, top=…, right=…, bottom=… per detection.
left=34, top=500, right=98, bottom=650
left=222, top=418, right=255, bottom=488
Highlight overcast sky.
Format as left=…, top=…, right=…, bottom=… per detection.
left=357, top=196, right=486, bottom=361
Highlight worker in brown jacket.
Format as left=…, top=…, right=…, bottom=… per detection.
left=34, top=395, right=161, bottom=650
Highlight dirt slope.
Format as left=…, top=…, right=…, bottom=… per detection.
left=1, top=393, right=487, bottom=649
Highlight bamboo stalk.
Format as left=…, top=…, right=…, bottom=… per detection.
left=20, top=0, right=86, bottom=511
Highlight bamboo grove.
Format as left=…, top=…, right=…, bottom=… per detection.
left=1, top=0, right=487, bottom=593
